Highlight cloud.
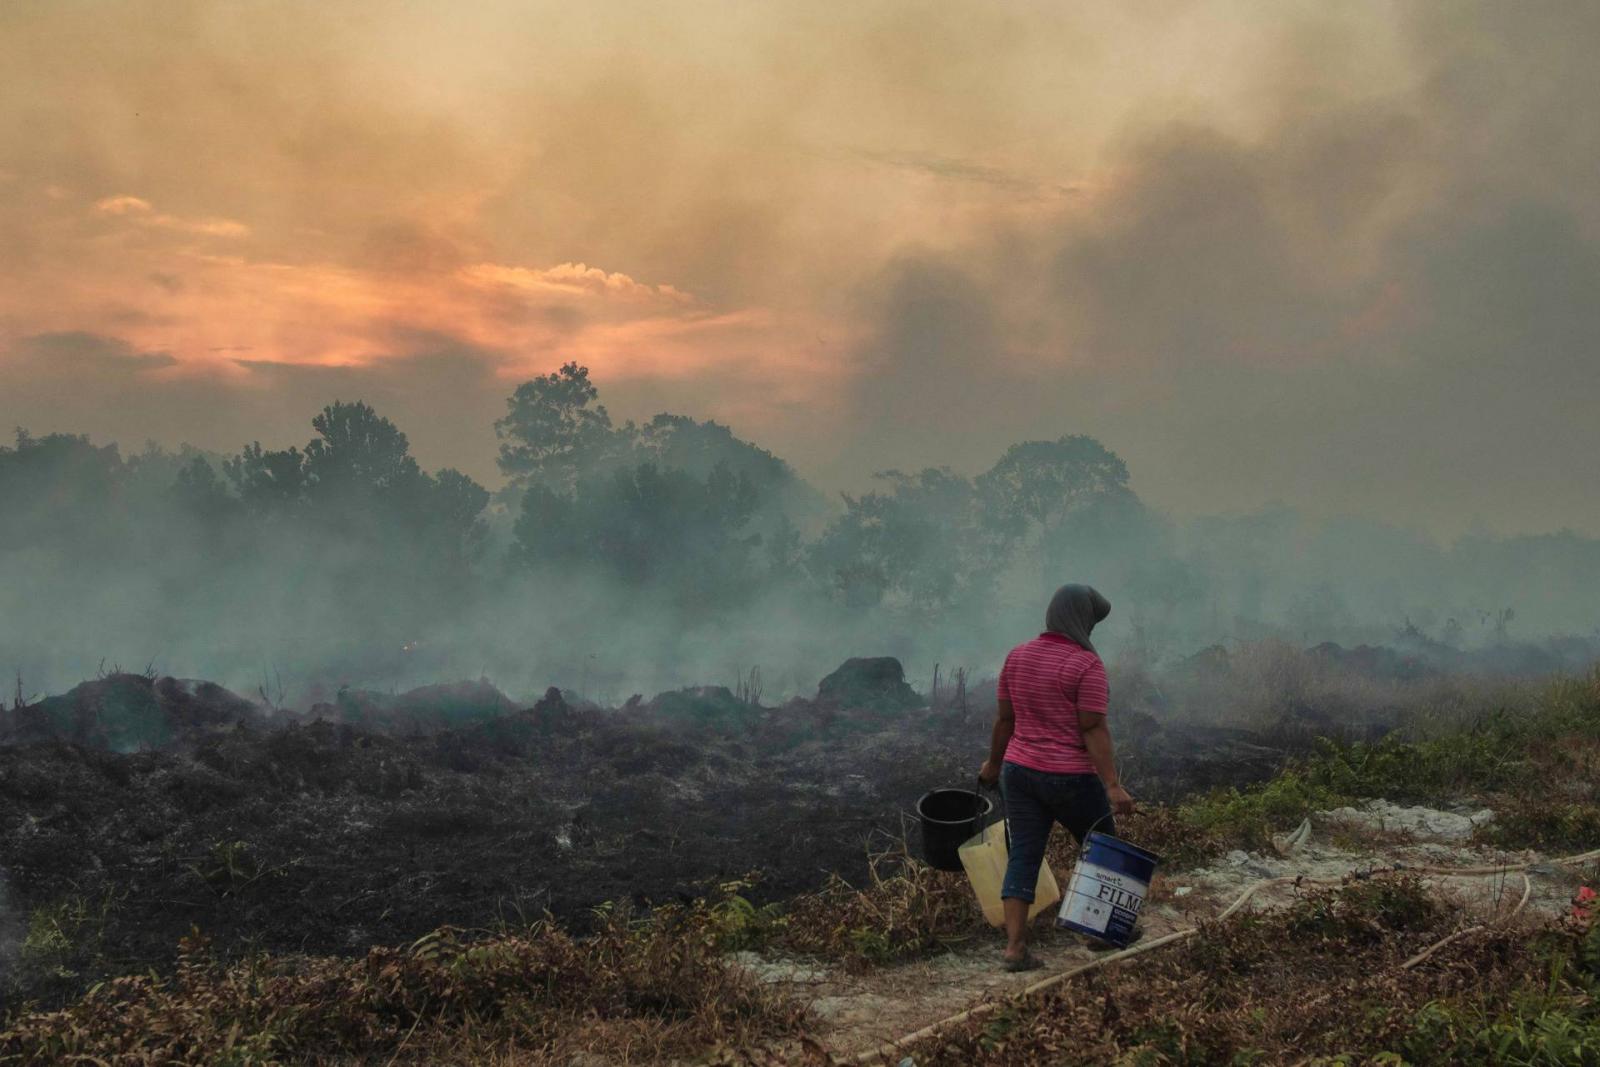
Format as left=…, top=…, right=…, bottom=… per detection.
left=0, top=330, right=507, bottom=479
left=12, top=331, right=178, bottom=373
left=852, top=148, right=1079, bottom=200
left=94, top=195, right=153, bottom=215
left=93, top=193, right=250, bottom=238
left=461, top=262, right=695, bottom=307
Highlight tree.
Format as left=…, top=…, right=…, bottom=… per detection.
left=429, top=468, right=491, bottom=561
left=495, top=362, right=621, bottom=491
left=511, top=460, right=762, bottom=607
left=0, top=429, right=124, bottom=550
left=635, top=413, right=793, bottom=493
left=808, top=467, right=1006, bottom=612
left=976, top=435, right=1131, bottom=548
left=223, top=442, right=307, bottom=515
left=172, top=456, right=235, bottom=520
left=304, top=400, right=425, bottom=502
left=222, top=402, right=488, bottom=585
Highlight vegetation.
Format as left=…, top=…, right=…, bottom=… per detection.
left=19, top=891, right=121, bottom=979
left=1178, top=669, right=1600, bottom=854
left=5, top=670, right=1600, bottom=1062
left=906, top=880, right=1600, bottom=1066
left=8, top=362, right=1600, bottom=703
left=777, top=845, right=981, bottom=969
left=0, top=907, right=808, bottom=1066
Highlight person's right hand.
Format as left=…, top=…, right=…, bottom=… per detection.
left=978, top=759, right=1001, bottom=788
left=1107, top=783, right=1136, bottom=817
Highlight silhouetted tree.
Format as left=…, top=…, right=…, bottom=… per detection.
left=172, top=456, right=235, bottom=521
left=304, top=400, right=425, bottom=502
left=976, top=435, right=1131, bottom=548
left=212, top=401, right=490, bottom=631
left=512, top=460, right=761, bottom=607
left=0, top=430, right=123, bottom=550
left=495, top=362, right=621, bottom=492
left=635, top=413, right=786, bottom=490
left=809, top=467, right=1004, bottom=612
left=223, top=442, right=307, bottom=515
left=429, top=468, right=491, bottom=562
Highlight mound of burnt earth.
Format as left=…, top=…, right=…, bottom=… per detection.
left=306, top=678, right=518, bottom=734
left=1309, top=637, right=1598, bottom=681
left=646, top=685, right=749, bottom=726
left=0, top=673, right=263, bottom=750
left=1119, top=722, right=1290, bottom=798
left=816, top=656, right=921, bottom=711
left=1308, top=642, right=1439, bottom=682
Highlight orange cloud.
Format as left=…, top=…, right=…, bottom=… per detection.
left=1, top=213, right=818, bottom=402
left=93, top=193, right=250, bottom=239
left=463, top=262, right=695, bottom=307
left=94, top=195, right=154, bottom=215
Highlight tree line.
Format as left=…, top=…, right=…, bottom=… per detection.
left=4, top=362, right=1598, bottom=688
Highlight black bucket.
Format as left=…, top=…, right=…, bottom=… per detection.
left=916, top=788, right=992, bottom=871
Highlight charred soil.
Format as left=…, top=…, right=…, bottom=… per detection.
left=0, top=671, right=1298, bottom=1012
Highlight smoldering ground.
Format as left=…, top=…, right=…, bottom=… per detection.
left=0, top=871, right=17, bottom=981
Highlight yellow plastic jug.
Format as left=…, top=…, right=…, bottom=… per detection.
left=958, top=820, right=1061, bottom=926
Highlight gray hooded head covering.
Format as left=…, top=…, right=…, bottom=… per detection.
left=1044, top=583, right=1111, bottom=653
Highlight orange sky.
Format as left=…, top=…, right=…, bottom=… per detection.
left=2, top=1, right=1598, bottom=533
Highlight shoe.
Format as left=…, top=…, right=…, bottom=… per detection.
left=1001, top=951, right=1044, bottom=972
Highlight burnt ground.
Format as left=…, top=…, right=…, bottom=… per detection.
left=0, top=672, right=1294, bottom=1014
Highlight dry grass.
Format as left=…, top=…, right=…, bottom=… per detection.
left=1158, top=637, right=1535, bottom=737
left=0, top=905, right=809, bottom=1066
left=777, top=838, right=983, bottom=969
left=903, top=879, right=1600, bottom=1065
left=771, top=811, right=1220, bottom=972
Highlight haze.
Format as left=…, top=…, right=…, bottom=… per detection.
left=3, top=1, right=1596, bottom=536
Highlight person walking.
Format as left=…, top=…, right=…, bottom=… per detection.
left=978, top=583, right=1135, bottom=971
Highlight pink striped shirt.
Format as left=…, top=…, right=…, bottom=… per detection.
left=997, top=632, right=1109, bottom=774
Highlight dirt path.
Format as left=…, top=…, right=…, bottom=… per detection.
left=737, top=802, right=1595, bottom=1063
left=792, top=912, right=1193, bottom=1061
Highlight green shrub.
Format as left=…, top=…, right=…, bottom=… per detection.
left=1284, top=878, right=1439, bottom=945
left=1179, top=769, right=1340, bottom=850
left=18, top=891, right=120, bottom=977
left=1303, top=726, right=1530, bottom=800
left=1175, top=673, right=1600, bottom=855
left=1480, top=801, right=1600, bottom=853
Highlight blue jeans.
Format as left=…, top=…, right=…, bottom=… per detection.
left=1000, top=761, right=1114, bottom=903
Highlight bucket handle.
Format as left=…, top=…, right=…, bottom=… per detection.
left=1079, top=805, right=1148, bottom=856
left=976, top=775, right=1010, bottom=852
left=1079, top=811, right=1115, bottom=854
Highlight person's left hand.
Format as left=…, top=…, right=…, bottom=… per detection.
left=978, top=759, right=1001, bottom=788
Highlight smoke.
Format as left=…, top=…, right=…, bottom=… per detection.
left=827, top=2, right=1600, bottom=532
left=2, top=3, right=1598, bottom=533
left=2, top=386, right=1597, bottom=711
left=2, top=4, right=1599, bottom=703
